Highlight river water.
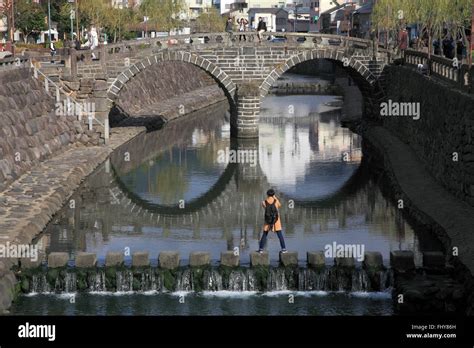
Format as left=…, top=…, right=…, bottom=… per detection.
left=11, top=81, right=444, bottom=315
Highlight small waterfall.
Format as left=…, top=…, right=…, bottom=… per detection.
left=351, top=269, right=370, bottom=292
left=139, top=269, right=160, bottom=291
left=21, top=266, right=394, bottom=294
left=228, top=269, right=246, bottom=291
left=203, top=269, right=223, bottom=291
left=116, top=269, right=133, bottom=292
left=246, top=269, right=257, bottom=291
left=176, top=269, right=193, bottom=291
left=268, top=268, right=288, bottom=291
left=30, top=274, right=51, bottom=293
left=64, top=273, right=77, bottom=293
left=88, top=270, right=106, bottom=292
left=299, top=268, right=331, bottom=291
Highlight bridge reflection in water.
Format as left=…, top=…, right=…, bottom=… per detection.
left=36, top=94, right=430, bottom=265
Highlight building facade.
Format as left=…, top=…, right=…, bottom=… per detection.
left=183, top=0, right=214, bottom=19
left=221, top=0, right=288, bottom=16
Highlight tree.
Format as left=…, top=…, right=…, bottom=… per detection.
left=15, top=0, right=47, bottom=43
left=139, top=0, right=184, bottom=32
left=103, top=6, right=135, bottom=43
left=372, top=0, right=472, bottom=57
left=195, top=7, right=225, bottom=33
left=0, top=0, right=13, bottom=41
left=78, top=0, right=108, bottom=32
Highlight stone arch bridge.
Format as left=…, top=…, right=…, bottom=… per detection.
left=52, top=32, right=396, bottom=139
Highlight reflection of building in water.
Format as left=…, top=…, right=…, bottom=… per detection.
left=309, top=120, right=319, bottom=152
left=259, top=113, right=362, bottom=189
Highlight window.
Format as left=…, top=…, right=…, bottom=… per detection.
left=276, top=18, right=286, bottom=25
left=196, top=0, right=202, bottom=4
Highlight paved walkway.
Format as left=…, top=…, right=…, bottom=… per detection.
left=0, top=127, right=145, bottom=248
left=335, top=73, right=474, bottom=275
left=365, top=126, right=474, bottom=274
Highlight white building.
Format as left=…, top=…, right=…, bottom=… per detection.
left=220, top=0, right=287, bottom=16
left=182, top=0, right=214, bottom=19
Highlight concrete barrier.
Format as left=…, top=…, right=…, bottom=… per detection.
left=189, top=252, right=211, bottom=267
left=106, top=252, right=124, bottom=267
left=363, top=252, right=384, bottom=270
left=132, top=252, right=150, bottom=267
left=75, top=252, right=97, bottom=268
left=250, top=251, right=269, bottom=266
left=335, top=257, right=355, bottom=268
left=390, top=251, right=415, bottom=272
left=159, top=251, right=180, bottom=270
left=307, top=251, right=325, bottom=268
left=19, top=253, right=45, bottom=269
left=279, top=251, right=298, bottom=267
left=422, top=251, right=445, bottom=269
left=220, top=251, right=239, bottom=267
left=47, top=252, right=69, bottom=268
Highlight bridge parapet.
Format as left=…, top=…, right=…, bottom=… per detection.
left=404, top=49, right=473, bottom=94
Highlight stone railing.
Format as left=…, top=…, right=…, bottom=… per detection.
left=404, top=49, right=473, bottom=93
left=61, top=32, right=395, bottom=77
left=0, top=56, right=29, bottom=71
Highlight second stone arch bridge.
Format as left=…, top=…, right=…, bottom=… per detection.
left=56, top=32, right=395, bottom=139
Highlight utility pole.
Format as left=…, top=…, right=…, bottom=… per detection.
left=10, top=0, right=14, bottom=43
left=75, top=0, right=80, bottom=41
left=47, top=0, right=52, bottom=44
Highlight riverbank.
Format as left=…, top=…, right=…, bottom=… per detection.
left=0, top=75, right=228, bottom=313
left=362, top=126, right=474, bottom=314
left=0, top=127, right=145, bottom=313
left=332, top=70, right=474, bottom=313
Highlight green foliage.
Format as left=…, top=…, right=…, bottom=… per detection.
left=139, top=0, right=184, bottom=32
left=195, top=7, right=226, bottom=33
left=160, top=269, right=177, bottom=291
left=15, top=0, right=47, bottom=43
left=372, top=0, right=472, bottom=53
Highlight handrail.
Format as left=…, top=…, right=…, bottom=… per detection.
left=404, top=49, right=472, bottom=93
left=31, top=63, right=109, bottom=142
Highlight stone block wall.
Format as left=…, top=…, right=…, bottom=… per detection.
left=115, top=61, right=221, bottom=117
left=383, top=65, right=474, bottom=206
left=0, top=68, right=89, bottom=191
left=0, top=259, right=16, bottom=314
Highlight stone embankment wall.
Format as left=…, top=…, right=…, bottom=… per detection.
left=384, top=65, right=474, bottom=207
left=0, top=68, right=93, bottom=191
left=0, top=260, right=16, bottom=314
left=111, top=61, right=226, bottom=127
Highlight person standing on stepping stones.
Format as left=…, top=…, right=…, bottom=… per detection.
left=258, top=189, right=287, bottom=253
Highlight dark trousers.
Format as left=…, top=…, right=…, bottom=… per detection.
left=259, top=230, right=286, bottom=250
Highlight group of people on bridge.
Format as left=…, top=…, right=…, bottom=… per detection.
left=225, top=16, right=269, bottom=43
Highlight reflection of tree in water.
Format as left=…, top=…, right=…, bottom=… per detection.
left=154, top=159, right=188, bottom=204
left=196, top=137, right=229, bottom=168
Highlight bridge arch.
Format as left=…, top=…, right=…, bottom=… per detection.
left=259, top=49, right=385, bottom=116
left=106, top=50, right=238, bottom=113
